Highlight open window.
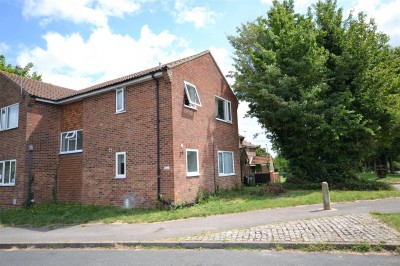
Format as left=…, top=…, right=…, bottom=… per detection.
left=216, top=96, right=232, bottom=123
left=184, top=81, right=201, bottom=109
left=60, top=130, right=83, bottom=154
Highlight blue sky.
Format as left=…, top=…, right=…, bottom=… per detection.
left=1, top=0, right=399, bottom=156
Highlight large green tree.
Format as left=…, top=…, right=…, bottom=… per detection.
left=228, top=0, right=397, bottom=184
left=0, top=54, right=42, bottom=81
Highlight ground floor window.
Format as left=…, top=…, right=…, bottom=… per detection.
left=0, top=159, right=16, bottom=186
left=186, top=149, right=199, bottom=176
left=116, top=152, right=126, bottom=178
left=218, top=151, right=234, bottom=176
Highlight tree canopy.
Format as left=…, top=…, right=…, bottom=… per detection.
left=0, top=54, right=42, bottom=81
left=229, top=0, right=399, bottom=184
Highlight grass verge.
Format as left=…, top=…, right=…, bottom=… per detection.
left=1, top=186, right=400, bottom=227
left=359, top=172, right=400, bottom=184
left=371, top=212, right=400, bottom=231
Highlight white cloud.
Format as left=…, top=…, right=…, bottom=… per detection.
left=22, top=0, right=141, bottom=28
left=0, top=42, right=10, bottom=53
left=351, top=0, right=400, bottom=46
left=17, top=25, right=194, bottom=89
left=174, top=0, right=218, bottom=28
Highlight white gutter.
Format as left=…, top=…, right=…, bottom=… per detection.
left=36, top=71, right=163, bottom=105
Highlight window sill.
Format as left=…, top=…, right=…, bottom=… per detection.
left=115, top=176, right=126, bottom=179
left=0, top=184, right=15, bottom=187
left=184, top=105, right=198, bottom=111
left=0, top=126, right=18, bottom=132
left=59, top=150, right=83, bottom=155
left=216, top=118, right=233, bottom=124
left=187, top=173, right=200, bottom=177
left=115, top=110, right=126, bottom=114
left=219, top=173, right=236, bottom=177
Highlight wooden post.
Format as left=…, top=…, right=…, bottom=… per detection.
left=322, top=182, right=331, bottom=210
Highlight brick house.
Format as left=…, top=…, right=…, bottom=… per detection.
left=0, top=51, right=240, bottom=209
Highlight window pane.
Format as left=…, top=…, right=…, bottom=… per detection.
left=223, top=152, right=234, bottom=174
left=0, top=162, right=3, bottom=183
left=227, top=101, right=232, bottom=122
left=61, top=133, right=68, bottom=152
left=76, top=131, right=83, bottom=150
left=4, top=161, right=10, bottom=184
left=67, top=138, right=77, bottom=151
left=218, top=152, right=223, bottom=174
left=186, top=84, right=200, bottom=105
left=7, top=104, right=19, bottom=129
left=10, top=161, right=15, bottom=183
left=187, top=151, right=198, bottom=173
left=1, top=108, right=6, bottom=130
left=216, top=98, right=225, bottom=119
left=117, top=154, right=125, bottom=175
left=116, top=89, right=124, bottom=111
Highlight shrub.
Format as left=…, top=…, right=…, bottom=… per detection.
left=259, top=183, right=285, bottom=195
left=283, top=178, right=392, bottom=191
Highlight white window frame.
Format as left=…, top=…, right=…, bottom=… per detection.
left=218, top=151, right=235, bottom=176
left=60, top=129, right=83, bottom=154
left=116, top=88, right=126, bottom=114
left=0, top=159, right=16, bottom=186
left=186, top=148, right=200, bottom=177
left=0, top=103, right=19, bottom=131
left=184, top=81, right=202, bottom=109
left=215, top=96, right=232, bottom=123
left=115, top=152, right=126, bottom=179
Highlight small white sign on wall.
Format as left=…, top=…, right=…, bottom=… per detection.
left=163, top=166, right=171, bottom=170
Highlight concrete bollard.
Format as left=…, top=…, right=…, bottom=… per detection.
left=322, top=182, right=331, bottom=210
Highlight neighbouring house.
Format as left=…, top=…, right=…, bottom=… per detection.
left=0, top=50, right=240, bottom=209
left=239, top=135, right=279, bottom=184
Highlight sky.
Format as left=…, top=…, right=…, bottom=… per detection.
left=1, top=0, right=400, bottom=157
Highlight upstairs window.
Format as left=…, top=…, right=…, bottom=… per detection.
left=186, top=149, right=199, bottom=176
left=184, top=81, right=201, bottom=109
left=116, top=152, right=126, bottom=179
left=0, top=103, right=19, bottom=131
left=60, top=130, right=83, bottom=154
left=216, top=96, right=232, bottom=123
left=218, top=151, right=235, bottom=176
left=0, top=160, right=16, bottom=186
left=116, top=88, right=125, bottom=113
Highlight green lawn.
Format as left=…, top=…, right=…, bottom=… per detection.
left=371, top=212, right=400, bottom=231
left=359, top=172, right=400, bottom=184
left=1, top=186, right=400, bottom=227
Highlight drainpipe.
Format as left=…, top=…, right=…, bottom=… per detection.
left=152, top=73, right=196, bottom=209
left=212, top=138, right=216, bottom=194
left=27, top=144, right=33, bottom=203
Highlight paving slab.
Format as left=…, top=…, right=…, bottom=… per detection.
left=177, top=213, right=400, bottom=245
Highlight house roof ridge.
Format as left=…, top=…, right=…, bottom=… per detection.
left=1, top=50, right=212, bottom=101
left=0, top=70, right=77, bottom=100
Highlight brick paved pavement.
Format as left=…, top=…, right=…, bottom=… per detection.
left=178, top=214, right=400, bottom=244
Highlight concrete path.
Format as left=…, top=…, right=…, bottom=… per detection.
left=0, top=198, right=399, bottom=249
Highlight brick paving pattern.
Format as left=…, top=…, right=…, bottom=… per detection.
left=179, top=214, right=400, bottom=244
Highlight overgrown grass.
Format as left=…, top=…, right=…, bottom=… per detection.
left=1, top=186, right=400, bottom=227
left=359, top=172, right=400, bottom=184
left=371, top=212, right=400, bottom=231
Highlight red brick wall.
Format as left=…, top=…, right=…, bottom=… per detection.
left=58, top=155, right=82, bottom=202
left=170, top=53, right=240, bottom=203
left=27, top=101, right=61, bottom=205
left=81, top=77, right=173, bottom=208
left=57, top=101, right=83, bottom=203
left=0, top=74, right=27, bottom=208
